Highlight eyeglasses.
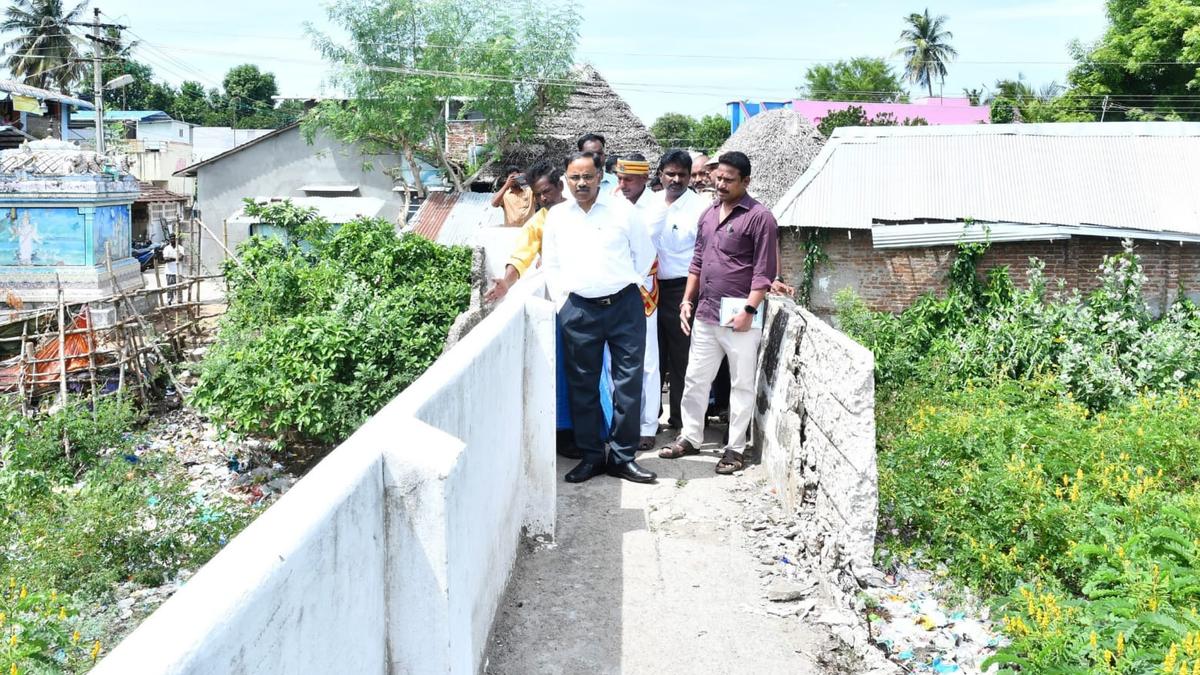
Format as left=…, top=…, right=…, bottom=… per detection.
left=565, top=173, right=597, bottom=182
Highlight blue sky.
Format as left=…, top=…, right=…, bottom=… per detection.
left=90, top=0, right=1109, bottom=124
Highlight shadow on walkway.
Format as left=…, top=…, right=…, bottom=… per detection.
left=484, top=426, right=833, bottom=675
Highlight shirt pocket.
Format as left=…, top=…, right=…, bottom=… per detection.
left=717, top=224, right=749, bottom=256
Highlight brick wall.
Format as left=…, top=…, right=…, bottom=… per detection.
left=446, top=121, right=487, bottom=164
left=779, top=228, right=1200, bottom=315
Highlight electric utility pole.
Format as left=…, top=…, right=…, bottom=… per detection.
left=92, top=7, right=104, bottom=155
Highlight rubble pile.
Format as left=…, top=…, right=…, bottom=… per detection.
left=87, top=405, right=297, bottom=644
left=714, top=109, right=825, bottom=209
left=731, top=467, right=1003, bottom=674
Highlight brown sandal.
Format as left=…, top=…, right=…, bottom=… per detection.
left=715, top=449, right=745, bottom=475
left=659, top=438, right=699, bottom=459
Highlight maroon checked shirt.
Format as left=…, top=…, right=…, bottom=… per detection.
left=688, top=193, right=778, bottom=325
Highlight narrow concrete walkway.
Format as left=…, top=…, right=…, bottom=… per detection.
left=485, top=428, right=837, bottom=675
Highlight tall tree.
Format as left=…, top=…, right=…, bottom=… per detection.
left=304, top=0, right=579, bottom=194
left=1069, top=0, right=1200, bottom=121
left=692, top=114, right=731, bottom=154
left=801, top=57, right=906, bottom=102
left=895, top=8, right=958, bottom=98
left=650, top=112, right=695, bottom=147
left=1, top=0, right=89, bottom=91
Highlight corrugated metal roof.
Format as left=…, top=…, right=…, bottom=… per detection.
left=409, top=192, right=502, bottom=245
left=774, top=122, right=1200, bottom=240
left=0, top=80, right=93, bottom=109
left=73, top=110, right=172, bottom=122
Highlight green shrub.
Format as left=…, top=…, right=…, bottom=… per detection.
left=192, top=202, right=472, bottom=445
left=837, top=240, right=1200, bottom=410
left=879, top=382, right=1200, bottom=673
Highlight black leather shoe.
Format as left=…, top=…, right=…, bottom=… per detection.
left=565, top=460, right=607, bottom=483
left=607, top=460, right=657, bottom=484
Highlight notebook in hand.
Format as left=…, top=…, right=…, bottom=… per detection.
left=719, top=297, right=762, bottom=329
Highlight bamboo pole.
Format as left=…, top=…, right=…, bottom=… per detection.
left=55, top=275, right=68, bottom=406
left=85, top=304, right=99, bottom=407
left=195, top=218, right=247, bottom=274
left=55, top=274, right=70, bottom=460
left=16, top=319, right=27, bottom=416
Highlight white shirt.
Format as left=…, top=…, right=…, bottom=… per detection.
left=542, top=196, right=656, bottom=306
left=647, top=188, right=710, bottom=280
left=162, top=243, right=179, bottom=275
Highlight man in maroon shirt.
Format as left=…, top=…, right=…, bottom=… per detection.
left=659, top=151, right=777, bottom=474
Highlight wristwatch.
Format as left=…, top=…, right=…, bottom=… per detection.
left=743, top=304, right=758, bottom=315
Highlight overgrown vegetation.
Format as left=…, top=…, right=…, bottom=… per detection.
left=192, top=200, right=473, bottom=446
left=0, top=397, right=254, bottom=672
left=838, top=240, right=1200, bottom=672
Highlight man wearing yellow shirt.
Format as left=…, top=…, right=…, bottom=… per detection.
left=485, top=158, right=565, bottom=302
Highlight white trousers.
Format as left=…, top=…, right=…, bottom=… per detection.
left=679, top=320, right=762, bottom=453
left=641, top=310, right=660, bottom=436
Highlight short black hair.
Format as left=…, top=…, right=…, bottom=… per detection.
left=717, top=151, right=752, bottom=179
left=565, top=151, right=602, bottom=170
left=625, top=152, right=646, bottom=162
left=576, top=133, right=606, bottom=151
left=605, top=153, right=619, bottom=174
left=504, top=165, right=522, bottom=176
left=658, top=148, right=692, bottom=173
left=525, top=158, right=562, bottom=186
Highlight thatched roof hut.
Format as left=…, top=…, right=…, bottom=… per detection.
left=483, top=65, right=660, bottom=182
left=714, top=109, right=825, bottom=210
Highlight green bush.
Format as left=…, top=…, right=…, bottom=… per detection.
left=843, top=238, right=1200, bottom=673
left=878, top=383, right=1200, bottom=673
left=192, top=201, right=472, bottom=445
left=837, top=240, right=1200, bottom=410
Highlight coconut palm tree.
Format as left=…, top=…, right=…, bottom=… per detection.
left=2, top=0, right=90, bottom=91
left=896, top=8, right=958, bottom=98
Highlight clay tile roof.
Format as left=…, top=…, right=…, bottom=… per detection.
left=134, top=181, right=189, bottom=203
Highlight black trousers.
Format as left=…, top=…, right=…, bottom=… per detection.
left=560, top=284, right=645, bottom=465
left=656, top=277, right=690, bottom=427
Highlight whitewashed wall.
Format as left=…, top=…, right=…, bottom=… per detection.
left=754, top=297, right=877, bottom=572
left=92, top=274, right=556, bottom=675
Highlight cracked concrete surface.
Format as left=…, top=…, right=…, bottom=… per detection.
left=484, top=428, right=842, bottom=675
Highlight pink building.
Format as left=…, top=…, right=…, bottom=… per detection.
left=727, top=97, right=990, bottom=132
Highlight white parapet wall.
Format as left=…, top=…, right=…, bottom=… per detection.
left=754, top=297, right=877, bottom=573
left=92, top=275, right=556, bottom=675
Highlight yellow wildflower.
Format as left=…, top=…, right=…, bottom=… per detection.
left=1090, top=631, right=1098, bottom=649
left=1163, top=643, right=1178, bottom=673
left=71, top=629, right=80, bottom=643
left=1117, top=632, right=1125, bottom=657
left=8, top=664, right=14, bottom=675
left=8, top=633, right=16, bottom=646
left=90, top=640, right=101, bottom=661
left=57, top=606, right=66, bottom=620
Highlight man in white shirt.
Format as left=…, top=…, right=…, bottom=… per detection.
left=543, top=151, right=658, bottom=484
left=612, top=154, right=661, bottom=451
left=161, top=234, right=179, bottom=304
left=576, top=132, right=618, bottom=195
left=651, top=150, right=711, bottom=430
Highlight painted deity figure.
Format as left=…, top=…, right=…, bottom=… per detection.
left=8, top=210, right=41, bottom=265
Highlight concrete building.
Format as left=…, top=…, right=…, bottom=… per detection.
left=190, top=126, right=274, bottom=163
left=772, top=122, right=1200, bottom=316
left=729, top=96, right=991, bottom=133
left=174, top=123, right=445, bottom=274
left=68, top=111, right=196, bottom=196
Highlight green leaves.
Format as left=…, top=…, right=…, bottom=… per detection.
left=193, top=208, right=471, bottom=446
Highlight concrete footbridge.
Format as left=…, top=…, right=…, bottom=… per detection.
left=92, top=275, right=880, bottom=674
